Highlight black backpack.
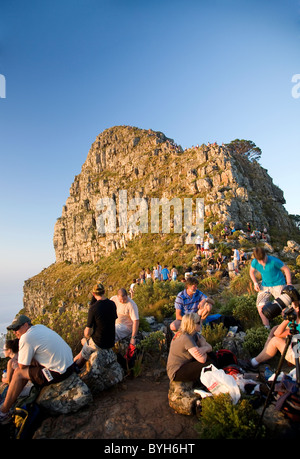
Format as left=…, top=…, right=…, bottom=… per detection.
left=11, top=386, right=42, bottom=439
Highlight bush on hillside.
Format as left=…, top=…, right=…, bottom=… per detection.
left=220, top=294, right=261, bottom=330
left=243, top=326, right=270, bottom=356
left=196, top=393, right=265, bottom=439
left=201, top=323, right=228, bottom=351
left=133, top=280, right=184, bottom=321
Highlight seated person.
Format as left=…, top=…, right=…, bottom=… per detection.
left=0, top=315, right=74, bottom=424
left=246, top=302, right=300, bottom=369
left=2, top=339, right=19, bottom=384
left=74, top=283, right=117, bottom=368
left=110, top=288, right=139, bottom=345
left=170, top=276, right=214, bottom=332
left=167, top=313, right=215, bottom=383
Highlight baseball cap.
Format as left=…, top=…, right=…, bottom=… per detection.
left=7, top=315, right=32, bottom=331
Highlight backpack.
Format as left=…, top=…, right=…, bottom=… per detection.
left=215, top=349, right=238, bottom=369
left=275, top=375, right=300, bottom=422
left=11, top=385, right=42, bottom=439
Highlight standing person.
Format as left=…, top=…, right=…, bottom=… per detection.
left=156, top=262, right=162, bottom=281
left=74, top=283, right=117, bottom=368
left=171, top=265, right=178, bottom=281
left=249, top=247, right=292, bottom=328
left=129, top=279, right=138, bottom=298
left=111, top=288, right=139, bottom=345
left=167, top=313, right=215, bottom=383
left=0, top=315, right=74, bottom=423
left=146, top=268, right=152, bottom=281
left=232, top=247, right=240, bottom=271
left=161, top=265, right=170, bottom=281
left=170, top=277, right=214, bottom=331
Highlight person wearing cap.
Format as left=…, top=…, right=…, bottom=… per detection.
left=74, top=282, right=117, bottom=368
left=0, top=315, right=74, bottom=423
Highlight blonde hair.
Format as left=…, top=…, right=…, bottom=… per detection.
left=180, top=313, right=200, bottom=335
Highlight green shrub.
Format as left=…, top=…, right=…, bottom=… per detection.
left=196, top=393, right=265, bottom=439
left=243, top=327, right=270, bottom=356
left=133, top=280, right=184, bottom=320
left=223, top=294, right=261, bottom=330
left=202, top=323, right=228, bottom=351
left=229, top=264, right=256, bottom=296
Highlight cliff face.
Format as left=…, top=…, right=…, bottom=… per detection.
left=53, top=125, right=292, bottom=263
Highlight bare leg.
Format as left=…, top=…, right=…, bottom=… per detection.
left=1, top=367, right=30, bottom=413
left=73, top=352, right=87, bottom=369
left=255, top=336, right=286, bottom=365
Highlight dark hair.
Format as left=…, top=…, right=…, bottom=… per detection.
left=253, top=247, right=266, bottom=261
left=5, top=339, right=19, bottom=354
left=185, top=276, right=199, bottom=286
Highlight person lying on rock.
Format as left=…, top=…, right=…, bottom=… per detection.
left=167, top=313, right=216, bottom=383
left=170, top=276, right=214, bottom=332
left=74, top=282, right=117, bottom=369
left=0, top=315, right=75, bottom=424
left=110, top=288, right=139, bottom=345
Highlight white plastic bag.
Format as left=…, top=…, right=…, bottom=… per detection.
left=200, top=364, right=241, bottom=404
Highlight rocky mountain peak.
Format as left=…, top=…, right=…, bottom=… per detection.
left=53, top=125, right=293, bottom=263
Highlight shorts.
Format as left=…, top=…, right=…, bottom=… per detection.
left=29, top=363, right=75, bottom=387
left=81, top=338, right=99, bottom=360
left=286, top=337, right=300, bottom=365
left=257, top=285, right=285, bottom=307
left=115, top=323, right=131, bottom=341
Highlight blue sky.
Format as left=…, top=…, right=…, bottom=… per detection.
left=0, top=0, right=300, bottom=333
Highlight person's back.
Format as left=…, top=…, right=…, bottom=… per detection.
left=87, top=298, right=117, bottom=349
left=19, top=324, right=73, bottom=374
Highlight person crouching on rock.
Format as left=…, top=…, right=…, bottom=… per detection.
left=74, top=283, right=117, bottom=369
left=166, top=313, right=216, bottom=384
left=0, top=315, right=75, bottom=424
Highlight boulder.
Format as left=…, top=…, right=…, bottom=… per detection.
left=37, top=372, right=92, bottom=415
left=80, top=348, right=124, bottom=394
left=168, top=380, right=202, bottom=416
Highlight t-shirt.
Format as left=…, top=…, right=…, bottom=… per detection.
left=251, top=255, right=285, bottom=287
left=161, top=268, right=170, bottom=280
left=110, top=295, right=139, bottom=331
left=166, top=333, right=197, bottom=381
left=18, top=324, right=73, bottom=374
left=87, top=298, right=117, bottom=349
left=175, top=289, right=207, bottom=316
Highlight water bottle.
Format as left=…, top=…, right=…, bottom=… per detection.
left=264, top=366, right=273, bottom=381
left=2, top=370, right=7, bottom=380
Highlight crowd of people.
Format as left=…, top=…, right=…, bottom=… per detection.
left=1, top=227, right=299, bottom=424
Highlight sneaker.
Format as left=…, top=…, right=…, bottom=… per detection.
left=238, top=359, right=259, bottom=372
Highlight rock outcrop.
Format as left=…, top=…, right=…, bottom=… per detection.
left=79, top=348, right=124, bottom=395
left=53, top=125, right=294, bottom=264
left=37, top=373, right=92, bottom=415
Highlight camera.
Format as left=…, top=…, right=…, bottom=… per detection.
left=262, top=285, right=300, bottom=321
left=283, top=306, right=298, bottom=322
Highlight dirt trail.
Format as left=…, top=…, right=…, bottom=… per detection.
left=33, top=373, right=198, bottom=439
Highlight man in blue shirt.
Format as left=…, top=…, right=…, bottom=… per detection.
left=170, top=276, right=214, bottom=331
left=249, top=247, right=292, bottom=328
left=161, top=265, right=170, bottom=281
